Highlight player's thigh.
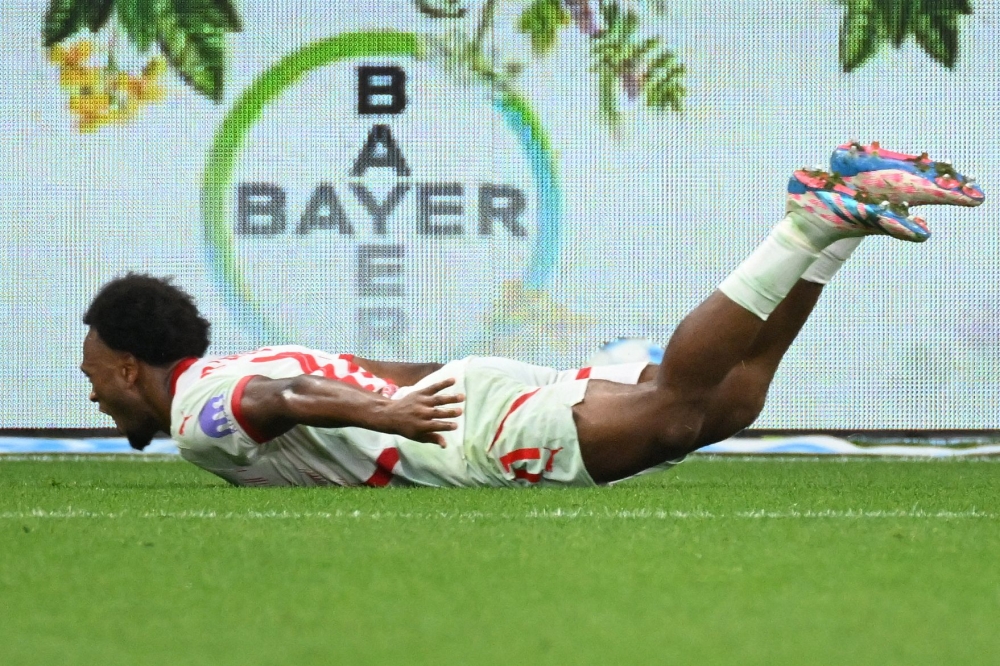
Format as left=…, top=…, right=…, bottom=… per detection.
left=573, top=380, right=704, bottom=484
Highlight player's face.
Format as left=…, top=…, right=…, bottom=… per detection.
left=80, top=329, right=160, bottom=450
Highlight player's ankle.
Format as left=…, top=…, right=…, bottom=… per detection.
left=802, top=237, right=863, bottom=284
left=779, top=210, right=845, bottom=253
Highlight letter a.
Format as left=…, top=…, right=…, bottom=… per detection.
left=351, top=125, right=411, bottom=177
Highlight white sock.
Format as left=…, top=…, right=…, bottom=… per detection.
left=801, top=237, right=863, bottom=285
left=718, top=213, right=832, bottom=320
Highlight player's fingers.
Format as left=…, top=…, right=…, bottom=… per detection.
left=419, top=378, right=456, bottom=395
left=421, top=431, right=448, bottom=448
left=429, top=406, right=462, bottom=420
left=429, top=393, right=465, bottom=406
left=426, top=418, right=459, bottom=431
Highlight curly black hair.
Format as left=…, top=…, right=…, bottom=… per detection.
left=83, top=273, right=211, bottom=365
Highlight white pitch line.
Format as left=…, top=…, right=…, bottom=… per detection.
left=0, top=454, right=183, bottom=463
left=0, top=508, right=994, bottom=520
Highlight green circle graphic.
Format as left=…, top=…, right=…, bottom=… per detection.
left=203, top=31, right=562, bottom=343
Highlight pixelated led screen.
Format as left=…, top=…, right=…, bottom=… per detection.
left=2, top=0, right=997, bottom=428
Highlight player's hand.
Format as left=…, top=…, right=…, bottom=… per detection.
left=384, top=378, right=464, bottom=447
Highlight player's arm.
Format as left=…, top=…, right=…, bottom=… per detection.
left=351, top=357, right=445, bottom=387
left=236, top=375, right=464, bottom=446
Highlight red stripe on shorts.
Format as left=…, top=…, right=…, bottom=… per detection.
left=487, top=388, right=541, bottom=453
left=498, top=447, right=563, bottom=484
left=498, top=447, right=542, bottom=471
left=575, top=367, right=592, bottom=379
left=365, top=447, right=400, bottom=487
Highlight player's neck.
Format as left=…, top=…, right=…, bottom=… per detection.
left=139, top=363, right=180, bottom=433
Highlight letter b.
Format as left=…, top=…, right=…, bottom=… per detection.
left=236, top=183, right=285, bottom=235
left=358, top=66, right=407, bottom=115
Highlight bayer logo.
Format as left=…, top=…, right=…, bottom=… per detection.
left=207, top=34, right=556, bottom=361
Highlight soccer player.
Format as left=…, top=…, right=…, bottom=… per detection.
left=80, top=143, right=984, bottom=487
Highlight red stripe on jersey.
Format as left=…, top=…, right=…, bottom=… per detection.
left=231, top=375, right=270, bottom=444
left=249, top=351, right=392, bottom=393
left=337, top=374, right=362, bottom=388
left=545, top=447, right=563, bottom=472
left=513, top=468, right=543, bottom=483
left=168, top=357, right=199, bottom=397
left=575, top=367, right=592, bottom=380
left=365, top=447, right=400, bottom=487
left=487, top=389, right=541, bottom=453
left=251, top=351, right=334, bottom=377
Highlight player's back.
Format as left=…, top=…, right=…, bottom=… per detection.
left=169, top=346, right=479, bottom=487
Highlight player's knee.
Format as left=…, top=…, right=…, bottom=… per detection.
left=734, top=390, right=768, bottom=430
left=693, top=379, right=770, bottom=447
left=723, top=367, right=771, bottom=431
left=650, top=399, right=706, bottom=455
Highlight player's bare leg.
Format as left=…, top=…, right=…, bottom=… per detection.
left=694, top=278, right=824, bottom=444
left=634, top=256, right=850, bottom=407
left=575, top=168, right=932, bottom=483
left=600, top=145, right=986, bottom=471
left=692, top=141, right=987, bottom=444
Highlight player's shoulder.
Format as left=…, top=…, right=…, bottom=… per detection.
left=191, top=345, right=352, bottom=379
left=168, top=345, right=344, bottom=449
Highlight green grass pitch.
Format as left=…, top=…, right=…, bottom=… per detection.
left=1, top=455, right=997, bottom=665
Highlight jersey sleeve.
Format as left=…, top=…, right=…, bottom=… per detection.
left=171, top=374, right=266, bottom=466
left=171, top=345, right=400, bottom=465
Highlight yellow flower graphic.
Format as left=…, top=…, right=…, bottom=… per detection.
left=49, top=39, right=168, bottom=132
left=489, top=279, right=594, bottom=352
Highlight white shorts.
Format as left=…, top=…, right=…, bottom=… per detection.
left=418, top=358, right=650, bottom=487
left=462, top=365, right=594, bottom=486
left=455, top=356, right=648, bottom=387
left=395, top=357, right=675, bottom=488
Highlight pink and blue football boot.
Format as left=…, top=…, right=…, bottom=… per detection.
left=787, top=168, right=930, bottom=242
left=830, top=141, right=985, bottom=207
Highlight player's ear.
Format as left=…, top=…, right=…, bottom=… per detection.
left=119, top=353, right=141, bottom=385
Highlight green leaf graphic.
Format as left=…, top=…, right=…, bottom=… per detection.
left=43, top=0, right=88, bottom=46
left=591, top=1, right=684, bottom=124
left=840, top=1, right=879, bottom=71
left=179, top=0, right=241, bottom=31
left=517, top=0, right=570, bottom=55
left=644, top=49, right=685, bottom=112
left=86, top=0, right=114, bottom=32
left=885, top=0, right=912, bottom=46
left=118, top=0, right=158, bottom=52
left=156, top=0, right=228, bottom=101
left=913, top=10, right=959, bottom=68
left=839, top=0, right=972, bottom=72
left=597, top=68, right=620, bottom=125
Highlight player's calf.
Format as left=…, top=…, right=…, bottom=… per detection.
left=693, top=366, right=773, bottom=446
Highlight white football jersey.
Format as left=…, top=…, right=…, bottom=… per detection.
left=169, top=346, right=650, bottom=488
left=171, top=345, right=467, bottom=487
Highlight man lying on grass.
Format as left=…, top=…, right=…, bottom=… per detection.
left=80, top=142, right=984, bottom=487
